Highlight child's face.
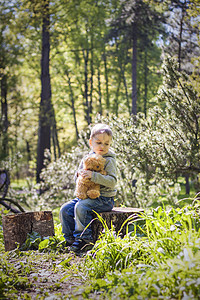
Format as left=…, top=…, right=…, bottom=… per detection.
left=89, top=133, right=112, bottom=155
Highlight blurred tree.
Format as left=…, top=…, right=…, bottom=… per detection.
left=56, top=0, right=111, bottom=123
left=36, top=0, right=52, bottom=182
left=99, top=56, right=200, bottom=205
left=109, top=0, right=165, bottom=115
left=1, top=0, right=199, bottom=185
left=0, top=1, right=22, bottom=161
left=164, top=0, right=199, bottom=73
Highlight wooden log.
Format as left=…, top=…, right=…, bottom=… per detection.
left=92, top=207, right=144, bottom=242
left=2, top=211, right=54, bottom=251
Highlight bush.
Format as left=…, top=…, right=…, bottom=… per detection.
left=26, top=56, right=200, bottom=210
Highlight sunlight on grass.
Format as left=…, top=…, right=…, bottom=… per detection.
left=10, top=177, right=36, bottom=189
left=81, top=198, right=200, bottom=299
left=0, top=195, right=199, bottom=299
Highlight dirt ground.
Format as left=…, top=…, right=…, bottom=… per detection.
left=8, top=251, right=90, bottom=300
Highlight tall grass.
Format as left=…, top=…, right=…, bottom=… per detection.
left=82, top=200, right=200, bottom=299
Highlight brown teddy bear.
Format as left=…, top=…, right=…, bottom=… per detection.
left=75, top=153, right=106, bottom=199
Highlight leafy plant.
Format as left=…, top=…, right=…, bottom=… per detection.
left=20, top=223, right=66, bottom=253
left=0, top=252, right=32, bottom=298
left=20, top=231, right=42, bottom=251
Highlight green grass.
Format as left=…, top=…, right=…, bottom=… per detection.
left=81, top=199, right=200, bottom=299
left=0, top=188, right=199, bottom=299
left=10, top=177, right=36, bottom=190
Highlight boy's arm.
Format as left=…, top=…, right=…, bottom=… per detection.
left=91, top=158, right=117, bottom=189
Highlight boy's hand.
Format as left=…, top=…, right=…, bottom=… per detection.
left=80, top=170, right=92, bottom=179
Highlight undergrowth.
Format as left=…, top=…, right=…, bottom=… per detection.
left=0, top=209, right=73, bottom=299
left=81, top=198, right=200, bottom=299
left=0, top=197, right=199, bottom=299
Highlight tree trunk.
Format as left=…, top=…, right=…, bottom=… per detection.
left=51, top=105, right=61, bottom=160
left=91, top=207, right=144, bottom=242
left=82, top=48, right=91, bottom=125
left=65, top=69, right=79, bottom=140
left=144, top=47, right=148, bottom=118
left=131, top=23, right=137, bottom=115
left=121, top=67, right=131, bottom=115
left=97, top=62, right=102, bottom=115
left=115, top=73, right=122, bottom=116
left=178, top=7, right=185, bottom=72
left=0, top=74, right=8, bottom=159
left=2, top=211, right=54, bottom=251
left=103, top=46, right=110, bottom=112
left=36, top=0, right=52, bottom=183
left=89, top=33, right=94, bottom=121
left=26, top=140, right=31, bottom=165
left=118, top=42, right=130, bottom=115
left=185, top=174, right=190, bottom=195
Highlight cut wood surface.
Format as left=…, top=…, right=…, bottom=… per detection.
left=2, top=211, right=54, bottom=251
left=92, top=207, right=144, bottom=242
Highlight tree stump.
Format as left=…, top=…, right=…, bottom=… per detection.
left=2, top=211, right=54, bottom=251
left=91, top=207, right=144, bottom=242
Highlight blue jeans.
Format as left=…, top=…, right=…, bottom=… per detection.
left=60, top=196, right=114, bottom=242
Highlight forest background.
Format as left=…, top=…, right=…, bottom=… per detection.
left=0, top=1, right=200, bottom=298
left=0, top=0, right=200, bottom=211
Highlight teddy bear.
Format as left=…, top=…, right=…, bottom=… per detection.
left=75, top=153, right=106, bottom=200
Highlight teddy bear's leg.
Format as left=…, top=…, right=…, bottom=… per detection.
left=87, top=190, right=100, bottom=199
left=87, top=183, right=100, bottom=199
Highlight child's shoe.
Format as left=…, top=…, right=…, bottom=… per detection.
left=65, top=239, right=75, bottom=247
left=70, top=239, right=93, bottom=253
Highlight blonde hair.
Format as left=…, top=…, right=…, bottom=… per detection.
left=90, top=123, right=112, bottom=139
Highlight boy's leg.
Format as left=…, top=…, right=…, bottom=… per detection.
left=59, top=198, right=79, bottom=243
left=74, top=196, right=114, bottom=242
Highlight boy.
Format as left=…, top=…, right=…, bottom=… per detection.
left=60, top=123, right=117, bottom=253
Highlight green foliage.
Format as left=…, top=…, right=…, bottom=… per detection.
left=83, top=251, right=200, bottom=299
left=0, top=198, right=199, bottom=298
left=81, top=200, right=200, bottom=299
left=38, top=223, right=66, bottom=253
left=20, top=231, right=42, bottom=251
left=0, top=217, right=71, bottom=298
left=20, top=224, right=65, bottom=252
left=97, top=56, right=200, bottom=207
left=0, top=252, right=32, bottom=298
left=0, top=0, right=167, bottom=171
left=38, top=148, right=88, bottom=209
left=29, top=56, right=199, bottom=209
left=1, top=0, right=199, bottom=184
